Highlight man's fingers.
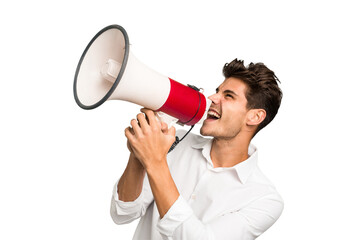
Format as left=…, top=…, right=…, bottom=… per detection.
left=168, top=126, right=176, bottom=137
left=125, top=127, right=135, bottom=141
left=125, top=126, right=135, bottom=135
left=137, top=113, right=150, bottom=132
left=160, top=122, right=168, bottom=132
left=140, top=108, right=159, bottom=127
left=130, top=119, right=142, bottom=136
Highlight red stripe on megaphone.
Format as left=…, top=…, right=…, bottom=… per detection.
left=157, top=78, right=207, bottom=126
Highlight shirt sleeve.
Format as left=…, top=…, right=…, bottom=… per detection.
left=110, top=174, right=154, bottom=225
left=156, top=193, right=284, bottom=240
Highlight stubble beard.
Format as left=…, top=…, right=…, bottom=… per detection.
left=200, top=123, right=241, bottom=140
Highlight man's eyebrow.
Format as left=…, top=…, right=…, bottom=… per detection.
left=216, top=87, right=238, bottom=96
left=223, top=90, right=238, bottom=96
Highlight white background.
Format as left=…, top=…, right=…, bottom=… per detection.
left=1, top=0, right=359, bottom=239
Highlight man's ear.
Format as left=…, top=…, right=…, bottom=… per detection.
left=246, top=109, right=266, bottom=126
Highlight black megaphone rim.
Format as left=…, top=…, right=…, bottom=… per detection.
left=73, top=24, right=130, bottom=110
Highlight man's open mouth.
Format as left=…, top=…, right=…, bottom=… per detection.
left=207, top=109, right=221, bottom=120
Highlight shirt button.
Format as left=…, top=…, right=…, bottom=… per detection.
left=191, top=194, right=196, bottom=200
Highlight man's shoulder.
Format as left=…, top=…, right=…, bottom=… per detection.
left=246, top=164, right=283, bottom=202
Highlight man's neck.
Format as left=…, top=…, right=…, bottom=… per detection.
left=210, top=134, right=251, bottom=168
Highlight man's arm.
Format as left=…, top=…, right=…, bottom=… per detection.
left=110, top=140, right=152, bottom=225
left=145, top=159, right=179, bottom=218
left=155, top=192, right=284, bottom=240
left=125, top=108, right=179, bottom=218
left=117, top=152, right=145, bottom=202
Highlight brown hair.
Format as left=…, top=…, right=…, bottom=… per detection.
left=223, top=59, right=282, bottom=136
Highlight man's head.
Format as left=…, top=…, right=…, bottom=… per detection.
left=200, top=59, right=282, bottom=139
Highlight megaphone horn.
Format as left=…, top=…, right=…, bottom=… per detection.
left=73, top=25, right=211, bottom=126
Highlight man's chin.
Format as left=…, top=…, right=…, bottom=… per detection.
left=200, top=125, right=213, bottom=136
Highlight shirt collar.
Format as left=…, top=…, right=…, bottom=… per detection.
left=192, top=138, right=258, bottom=184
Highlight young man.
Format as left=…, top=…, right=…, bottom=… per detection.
left=110, top=59, right=284, bottom=240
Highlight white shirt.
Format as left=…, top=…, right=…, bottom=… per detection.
left=110, top=130, right=284, bottom=240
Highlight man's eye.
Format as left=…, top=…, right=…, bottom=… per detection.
left=225, top=94, right=233, bottom=98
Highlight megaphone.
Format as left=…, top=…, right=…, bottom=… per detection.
left=73, top=24, right=210, bottom=127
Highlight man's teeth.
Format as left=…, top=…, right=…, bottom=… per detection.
left=208, top=111, right=221, bottom=119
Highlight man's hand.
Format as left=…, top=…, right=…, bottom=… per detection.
left=124, top=108, right=176, bottom=171
left=124, top=108, right=179, bottom=218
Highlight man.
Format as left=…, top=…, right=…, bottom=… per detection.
left=110, top=59, right=284, bottom=239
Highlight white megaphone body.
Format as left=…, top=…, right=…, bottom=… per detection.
left=74, top=25, right=211, bottom=127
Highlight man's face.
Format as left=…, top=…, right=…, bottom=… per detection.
left=200, top=77, right=250, bottom=139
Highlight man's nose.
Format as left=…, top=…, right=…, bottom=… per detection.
left=208, top=93, right=220, bottom=104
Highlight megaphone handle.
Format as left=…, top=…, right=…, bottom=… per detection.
left=155, top=112, right=178, bottom=128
